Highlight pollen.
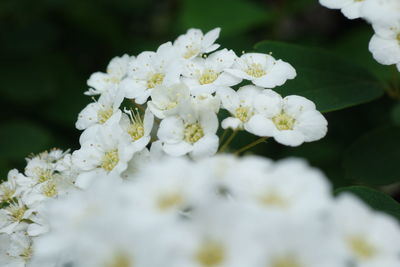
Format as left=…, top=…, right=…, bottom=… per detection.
left=347, top=236, right=376, bottom=260
left=184, top=123, right=204, bottom=144
left=101, top=149, right=119, bottom=172
left=258, top=192, right=287, bottom=207
left=246, top=63, right=266, bottom=78
left=37, top=168, right=53, bottom=183
left=235, top=106, right=252, bottom=122
left=98, top=107, right=114, bottom=124
left=7, top=203, right=27, bottom=222
left=42, top=182, right=58, bottom=198
left=127, top=109, right=145, bottom=141
left=272, top=256, right=302, bottom=267
left=157, top=192, right=184, bottom=211
left=195, top=241, right=225, bottom=267
left=199, top=69, right=219, bottom=85
left=147, top=73, right=165, bottom=89
left=272, top=113, right=296, bottom=131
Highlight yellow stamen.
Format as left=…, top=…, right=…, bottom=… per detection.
left=272, top=113, right=296, bottom=131
left=246, top=63, right=266, bottom=78
left=184, top=123, right=204, bottom=144
left=147, top=73, right=165, bottom=89
left=98, top=107, right=114, bottom=124
left=101, top=149, right=119, bottom=172
left=42, top=182, right=58, bottom=198
left=195, top=241, right=225, bottom=267
left=235, top=106, right=252, bottom=122
left=199, top=69, right=219, bottom=85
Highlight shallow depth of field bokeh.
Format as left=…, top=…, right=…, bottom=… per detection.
left=1, top=0, right=399, bottom=199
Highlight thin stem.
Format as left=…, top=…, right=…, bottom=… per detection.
left=131, top=99, right=146, bottom=112
left=234, top=137, right=268, bottom=156
left=219, top=130, right=238, bottom=153
left=219, top=129, right=229, bottom=145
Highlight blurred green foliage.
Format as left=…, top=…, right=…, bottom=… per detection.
left=1, top=0, right=399, bottom=205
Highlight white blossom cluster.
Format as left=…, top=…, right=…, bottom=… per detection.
left=72, top=27, right=328, bottom=189
left=25, top=155, right=400, bottom=267
left=0, top=149, right=78, bottom=266
left=319, top=0, right=400, bottom=71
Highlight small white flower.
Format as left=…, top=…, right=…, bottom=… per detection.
left=218, top=85, right=263, bottom=130
left=157, top=107, right=219, bottom=158
left=72, top=116, right=138, bottom=188
left=121, top=42, right=182, bottom=104
left=181, top=49, right=241, bottom=94
left=76, top=88, right=124, bottom=131
left=0, top=231, right=33, bottom=266
left=369, top=21, right=400, bottom=66
left=226, top=53, right=296, bottom=88
left=147, top=83, right=191, bottom=119
left=174, top=28, right=221, bottom=59
left=119, top=108, right=154, bottom=151
left=246, top=90, right=328, bottom=146
left=86, top=54, right=131, bottom=95
left=0, top=170, right=21, bottom=203
left=332, top=193, right=400, bottom=267
left=319, top=0, right=367, bottom=19
left=0, top=199, right=34, bottom=234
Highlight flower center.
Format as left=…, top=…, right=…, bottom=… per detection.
left=184, top=123, right=204, bottom=144
left=199, top=69, right=219, bottom=85
left=20, top=246, right=33, bottom=262
left=42, top=182, right=58, bottom=198
left=7, top=203, right=27, bottom=222
left=235, top=106, right=252, bottom=122
left=128, top=123, right=144, bottom=141
left=98, top=107, right=113, bottom=124
left=195, top=242, right=225, bottom=267
left=101, top=149, right=119, bottom=172
left=37, top=168, right=53, bottom=183
left=147, top=73, right=165, bottom=89
left=183, top=46, right=200, bottom=59
left=106, top=253, right=133, bottom=267
left=157, top=192, right=184, bottom=211
left=246, top=63, right=266, bottom=78
left=272, top=113, right=296, bottom=131
left=347, top=236, right=376, bottom=260
left=272, top=256, right=302, bottom=267
left=258, top=192, right=287, bottom=207
left=0, top=183, right=16, bottom=202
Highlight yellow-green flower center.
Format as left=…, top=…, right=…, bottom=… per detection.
left=258, top=192, right=287, bottom=207
left=157, top=192, right=184, bottom=211
left=348, top=236, right=376, bottom=260
left=272, top=256, right=302, bottom=267
left=235, top=106, right=252, bottom=122
left=147, top=73, right=165, bottom=89
left=183, top=46, right=200, bottom=59
left=42, top=182, right=58, bottom=198
left=20, top=246, right=33, bottom=262
left=184, top=123, right=204, bottom=144
left=199, top=69, right=219, bottom=85
left=37, top=168, right=53, bottom=183
left=101, top=149, right=119, bottom=172
left=7, top=204, right=27, bottom=222
left=195, top=241, right=225, bottom=267
left=128, top=123, right=144, bottom=141
left=98, top=107, right=114, bottom=124
left=246, top=63, right=266, bottom=78
left=272, top=113, right=296, bottom=131
left=0, top=183, right=16, bottom=202
left=106, top=253, right=133, bottom=267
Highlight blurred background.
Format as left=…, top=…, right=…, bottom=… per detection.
left=1, top=0, right=399, bottom=197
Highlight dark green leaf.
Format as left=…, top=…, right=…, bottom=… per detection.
left=255, top=41, right=384, bottom=112
left=343, top=127, right=400, bottom=186
left=335, top=186, right=400, bottom=221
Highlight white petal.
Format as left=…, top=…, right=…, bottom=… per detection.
left=319, top=0, right=353, bottom=9
left=221, top=117, right=242, bottom=130
left=273, top=130, right=305, bottom=147
left=341, top=1, right=363, bottom=19
left=245, top=114, right=275, bottom=137
left=217, top=86, right=240, bottom=113
left=157, top=116, right=184, bottom=143
left=162, top=141, right=192, bottom=156
left=295, top=110, right=328, bottom=142
left=369, top=35, right=400, bottom=65
left=191, top=134, right=219, bottom=159
left=253, top=60, right=296, bottom=88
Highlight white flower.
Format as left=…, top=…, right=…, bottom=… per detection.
left=319, top=0, right=367, bottom=19
left=121, top=42, right=182, bottom=104
left=218, top=85, right=263, bottom=130
left=76, top=88, right=124, bottom=131
left=0, top=199, right=34, bottom=234
left=225, top=53, right=296, bottom=88
left=369, top=21, right=400, bottom=66
left=246, top=90, right=328, bottom=146
left=147, top=83, right=191, bottom=119
left=174, top=28, right=221, bottom=59
left=361, top=0, right=400, bottom=25
left=181, top=49, right=241, bottom=94
left=191, top=93, right=221, bottom=114
left=72, top=115, right=138, bottom=188
left=86, top=54, right=131, bottom=95
left=157, top=107, right=219, bottom=158
left=0, top=232, right=33, bottom=266
left=120, top=108, right=154, bottom=151
left=332, top=193, right=400, bottom=267
left=0, top=170, right=21, bottom=203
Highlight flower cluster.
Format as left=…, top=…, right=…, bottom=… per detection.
left=0, top=149, right=77, bottom=266
left=319, top=0, right=400, bottom=71
left=72, top=28, right=328, bottom=188
left=28, top=155, right=400, bottom=267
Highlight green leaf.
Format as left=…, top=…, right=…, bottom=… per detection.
left=343, top=127, right=400, bottom=186
left=178, top=0, right=271, bottom=37
left=255, top=41, right=385, bottom=112
left=0, top=120, right=53, bottom=161
left=335, top=186, right=400, bottom=221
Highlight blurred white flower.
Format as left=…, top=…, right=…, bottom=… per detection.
left=319, top=0, right=367, bottom=19
left=369, top=21, right=400, bottom=66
